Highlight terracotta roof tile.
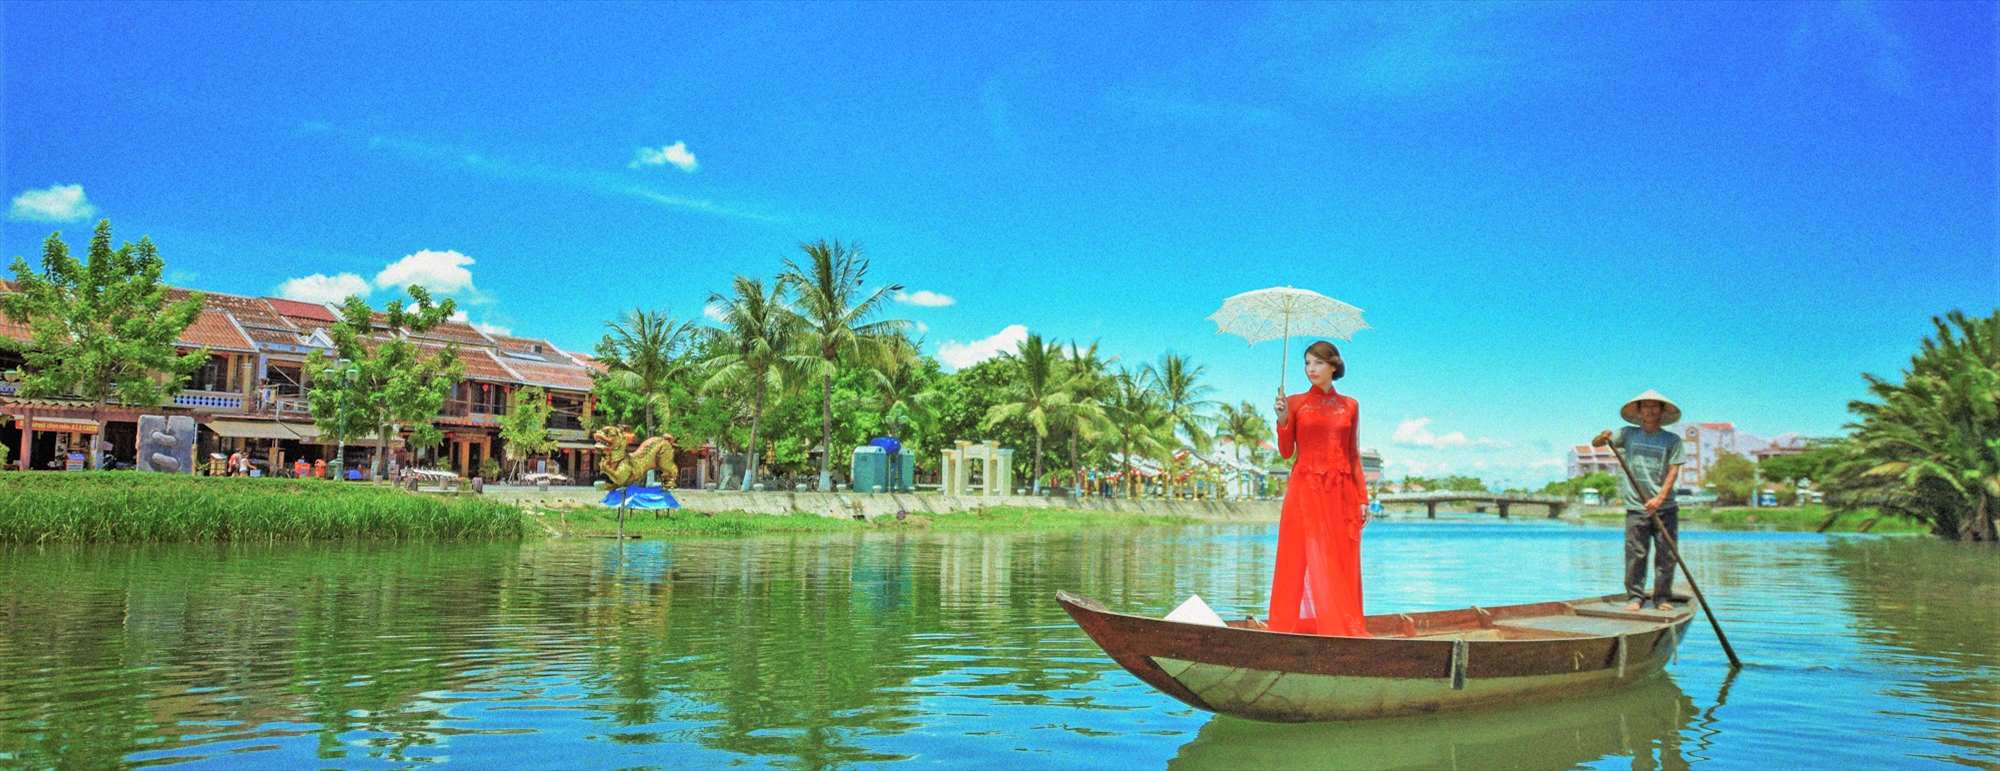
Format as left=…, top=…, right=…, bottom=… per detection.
left=454, top=347, right=515, bottom=382
left=264, top=297, right=338, bottom=323
left=176, top=310, right=256, bottom=352
left=495, top=357, right=595, bottom=392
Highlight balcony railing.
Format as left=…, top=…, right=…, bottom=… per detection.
left=173, top=390, right=246, bottom=411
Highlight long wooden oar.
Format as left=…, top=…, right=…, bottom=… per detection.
left=1607, top=442, right=1743, bottom=669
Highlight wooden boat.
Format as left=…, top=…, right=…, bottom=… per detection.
left=1057, top=590, right=1696, bottom=722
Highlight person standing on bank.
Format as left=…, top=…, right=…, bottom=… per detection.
left=1593, top=390, right=1688, bottom=612
left=1267, top=340, right=1370, bottom=636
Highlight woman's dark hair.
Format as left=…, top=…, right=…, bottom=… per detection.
left=1304, top=340, right=1344, bottom=380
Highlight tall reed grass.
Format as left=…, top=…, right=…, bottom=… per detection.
left=0, top=472, right=526, bottom=543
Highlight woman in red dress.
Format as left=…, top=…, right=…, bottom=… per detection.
left=1266, top=340, right=1370, bottom=636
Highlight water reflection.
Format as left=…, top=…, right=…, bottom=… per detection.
left=0, top=524, right=1994, bottom=768
left=1171, top=675, right=1698, bottom=771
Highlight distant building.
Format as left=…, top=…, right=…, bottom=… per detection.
left=1567, top=443, right=1620, bottom=478
left=1360, top=449, right=1383, bottom=486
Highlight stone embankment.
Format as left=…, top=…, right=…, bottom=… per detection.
left=485, top=486, right=1281, bottom=521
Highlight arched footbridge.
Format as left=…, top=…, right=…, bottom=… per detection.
left=1376, top=491, right=1571, bottom=519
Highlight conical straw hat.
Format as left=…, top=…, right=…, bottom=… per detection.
left=1620, top=389, right=1682, bottom=426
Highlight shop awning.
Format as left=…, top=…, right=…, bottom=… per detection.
left=205, top=419, right=320, bottom=441
left=556, top=440, right=597, bottom=451
left=29, top=418, right=99, bottom=434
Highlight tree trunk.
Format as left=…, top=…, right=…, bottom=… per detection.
left=1067, top=433, right=1081, bottom=496
left=1031, top=433, right=1044, bottom=496
left=742, top=379, right=765, bottom=491
left=90, top=398, right=107, bottom=470
left=376, top=424, right=390, bottom=482
left=817, top=372, right=833, bottom=491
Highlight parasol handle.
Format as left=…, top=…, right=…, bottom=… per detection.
left=1279, top=313, right=1289, bottom=394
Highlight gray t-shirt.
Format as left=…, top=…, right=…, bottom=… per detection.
left=1611, top=427, right=1686, bottom=510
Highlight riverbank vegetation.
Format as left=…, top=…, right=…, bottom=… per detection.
left=540, top=505, right=1199, bottom=538
left=1574, top=504, right=1923, bottom=534
left=0, top=473, right=526, bottom=543
left=1824, top=310, right=1998, bottom=543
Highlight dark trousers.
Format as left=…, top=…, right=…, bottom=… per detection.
left=1625, top=506, right=1679, bottom=602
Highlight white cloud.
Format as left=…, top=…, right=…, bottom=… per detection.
left=914, top=320, right=930, bottom=334
left=8, top=184, right=97, bottom=222
left=375, top=249, right=476, bottom=294
left=630, top=141, right=699, bottom=173
left=276, top=272, right=372, bottom=304
left=937, top=324, right=1028, bottom=370
left=1392, top=417, right=1468, bottom=448
left=894, top=289, right=956, bottom=307
left=703, top=302, right=729, bottom=322
left=1392, top=417, right=1509, bottom=449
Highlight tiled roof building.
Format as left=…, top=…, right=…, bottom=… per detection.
left=2, top=283, right=604, bottom=481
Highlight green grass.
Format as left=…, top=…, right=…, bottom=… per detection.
left=0, top=472, right=527, bottom=543
left=542, top=504, right=1200, bottom=538
left=1579, top=504, right=1926, bottom=534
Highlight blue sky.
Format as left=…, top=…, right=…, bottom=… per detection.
left=4, top=2, right=1994, bottom=487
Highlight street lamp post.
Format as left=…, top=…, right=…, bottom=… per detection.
left=329, top=359, right=360, bottom=482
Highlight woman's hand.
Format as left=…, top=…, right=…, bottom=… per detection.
left=1273, top=390, right=1289, bottom=425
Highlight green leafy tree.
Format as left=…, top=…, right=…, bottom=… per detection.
left=595, top=308, right=701, bottom=437
left=1, top=221, right=205, bottom=468
left=1057, top=340, right=1115, bottom=489
left=1758, top=440, right=1847, bottom=487
left=1216, top=400, right=1272, bottom=496
left=1707, top=450, right=1758, bottom=505
left=1828, top=310, right=1999, bottom=542
left=306, top=286, right=463, bottom=479
left=499, top=385, right=557, bottom=479
left=704, top=275, right=809, bottom=489
left=1143, top=352, right=1215, bottom=452
left=981, top=332, right=1081, bottom=495
left=1541, top=471, right=1623, bottom=501
left=1102, top=368, right=1175, bottom=496
left=779, top=239, right=908, bottom=491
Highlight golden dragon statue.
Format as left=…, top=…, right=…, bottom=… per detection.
left=593, top=425, right=678, bottom=488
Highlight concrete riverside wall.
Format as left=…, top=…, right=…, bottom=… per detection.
left=484, top=485, right=1281, bottom=521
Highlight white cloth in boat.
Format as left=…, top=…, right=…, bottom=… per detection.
left=1165, top=594, right=1228, bottom=627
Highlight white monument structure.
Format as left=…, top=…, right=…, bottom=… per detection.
left=940, top=440, right=1014, bottom=497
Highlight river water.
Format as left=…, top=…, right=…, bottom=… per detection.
left=1, top=518, right=1993, bottom=769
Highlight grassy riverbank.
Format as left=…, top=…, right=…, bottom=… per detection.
left=1578, top=504, right=1926, bottom=534
left=539, top=505, right=1200, bottom=538
left=0, top=472, right=527, bottom=543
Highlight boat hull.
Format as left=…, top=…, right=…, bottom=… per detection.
left=1057, top=590, right=1694, bottom=722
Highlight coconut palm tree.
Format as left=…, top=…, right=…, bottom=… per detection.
left=1102, top=368, right=1175, bottom=497
left=779, top=240, right=909, bottom=491
left=981, top=332, right=1081, bottom=495
left=596, top=308, right=702, bottom=436
left=1828, top=310, right=1999, bottom=542
left=702, top=276, right=808, bottom=490
left=1058, top=339, right=1116, bottom=491
left=1143, top=352, right=1216, bottom=453
left=1216, top=400, right=1272, bottom=497
left=871, top=334, right=938, bottom=442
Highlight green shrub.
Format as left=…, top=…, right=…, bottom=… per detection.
left=0, top=472, right=527, bottom=543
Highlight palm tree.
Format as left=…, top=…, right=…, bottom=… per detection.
left=980, top=332, right=1079, bottom=495
left=780, top=239, right=909, bottom=491
left=1828, top=310, right=1999, bottom=542
left=1058, top=339, right=1115, bottom=491
left=1101, top=368, right=1175, bottom=497
left=1215, top=400, right=1272, bottom=498
left=703, top=276, right=807, bottom=490
left=1143, top=352, right=1216, bottom=453
left=872, top=334, right=936, bottom=440
left=596, top=308, right=701, bottom=437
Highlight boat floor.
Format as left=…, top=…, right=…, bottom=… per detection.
left=1227, top=597, right=1695, bottom=641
